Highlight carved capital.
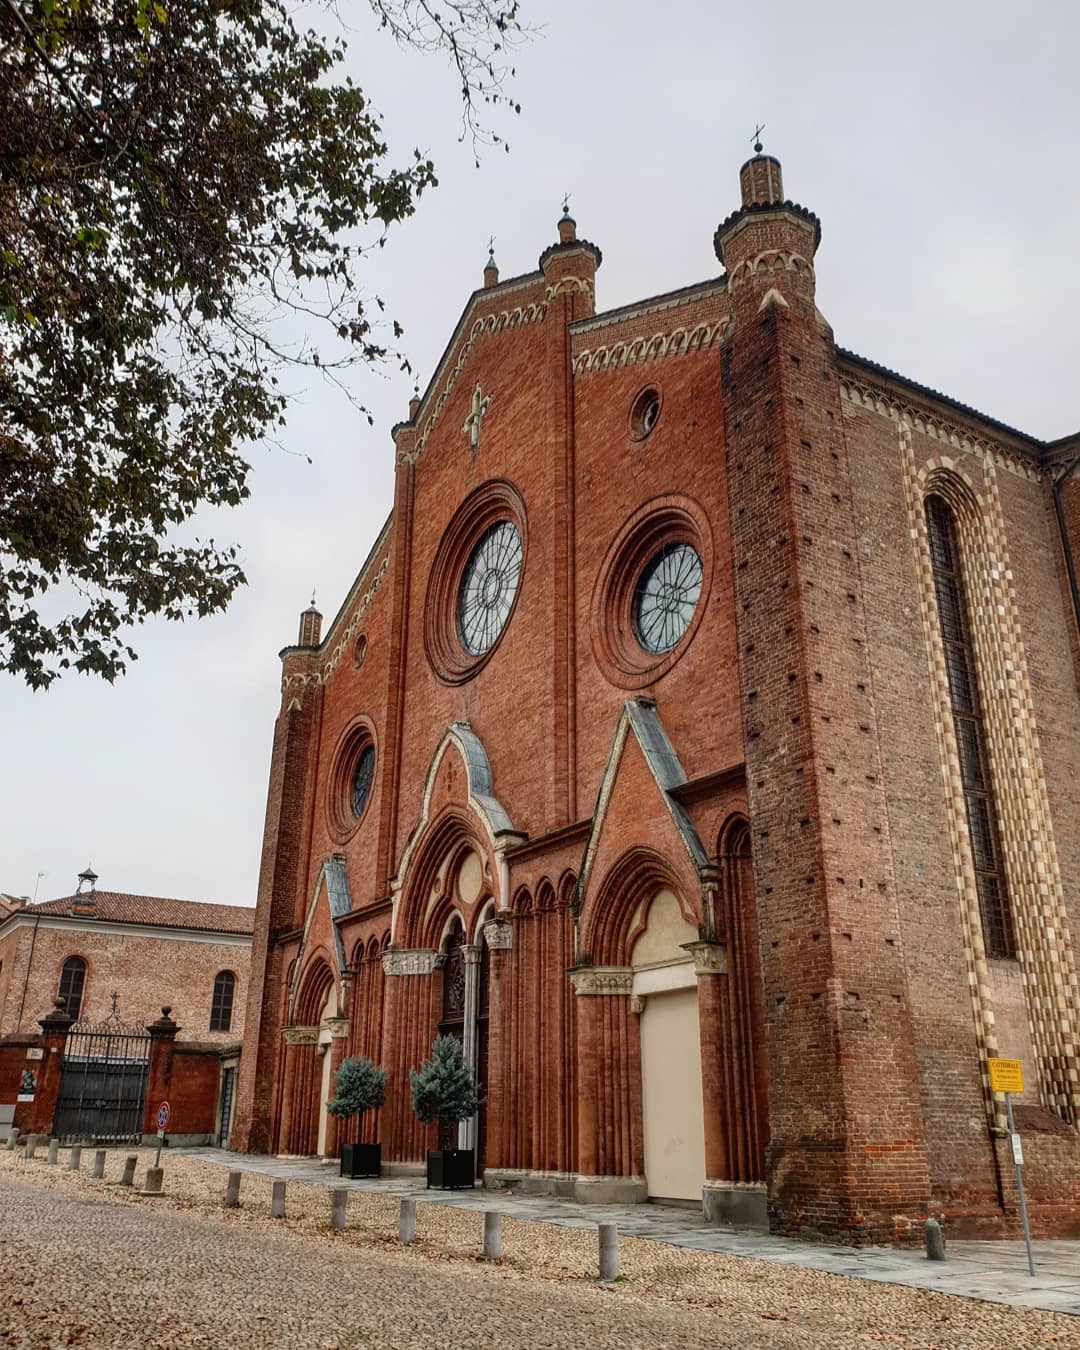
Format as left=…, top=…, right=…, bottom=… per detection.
left=282, top=1025, right=319, bottom=1046
left=382, top=948, right=439, bottom=977
left=483, top=919, right=512, bottom=951
left=462, top=944, right=483, bottom=966
left=682, top=940, right=728, bottom=976
left=569, top=966, right=633, bottom=997
left=324, top=1018, right=349, bottom=1040
left=629, top=995, right=646, bottom=1015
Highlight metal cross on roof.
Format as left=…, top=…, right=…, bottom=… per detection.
left=752, top=123, right=766, bottom=153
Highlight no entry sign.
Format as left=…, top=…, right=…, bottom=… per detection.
left=156, top=1101, right=171, bottom=1131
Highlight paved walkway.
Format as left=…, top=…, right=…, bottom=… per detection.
left=178, top=1148, right=1080, bottom=1318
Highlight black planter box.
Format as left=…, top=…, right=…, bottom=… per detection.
left=426, top=1147, right=474, bottom=1189
left=340, top=1142, right=381, bottom=1178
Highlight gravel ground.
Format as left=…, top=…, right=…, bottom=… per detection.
left=1, top=1149, right=1076, bottom=1349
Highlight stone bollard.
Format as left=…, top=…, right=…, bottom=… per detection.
left=330, top=1188, right=347, bottom=1230
left=68, top=1144, right=82, bottom=1171
left=91, top=1149, right=106, bottom=1180
left=119, top=1156, right=137, bottom=1187
left=142, top=1166, right=164, bottom=1195
left=925, top=1217, right=946, bottom=1262
left=482, top=1210, right=503, bottom=1261
left=271, top=1180, right=287, bottom=1219
left=23, top=1133, right=39, bottom=1159
left=7, top=1127, right=19, bottom=1151
left=47, top=1139, right=59, bottom=1165
left=224, top=1170, right=242, bottom=1208
left=398, top=1196, right=416, bottom=1244
left=598, top=1223, right=619, bottom=1283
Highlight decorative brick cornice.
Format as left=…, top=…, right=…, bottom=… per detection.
left=282, top=551, right=391, bottom=692
left=713, top=200, right=822, bottom=257
left=840, top=376, right=1041, bottom=482
left=382, top=948, right=439, bottom=977
left=725, top=249, right=814, bottom=294
left=545, top=276, right=594, bottom=302
left=569, top=966, right=633, bottom=997
left=572, top=318, right=727, bottom=377
left=398, top=303, right=548, bottom=466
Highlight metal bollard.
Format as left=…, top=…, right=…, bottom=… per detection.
left=331, top=1188, right=347, bottom=1230
left=224, top=1170, right=242, bottom=1208
left=47, top=1139, right=59, bottom=1165
left=398, top=1196, right=416, bottom=1244
left=271, top=1179, right=286, bottom=1219
left=119, top=1155, right=137, bottom=1187
left=925, top=1217, right=946, bottom=1261
left=7, top=1127, right=19, bottom=1150
left=142, top=1166, right=164, bottom=1194
left=68, top=1144, right=82, bottom=1171
left=23, top=1133, right=39, bottom=1159
left=482, top=1210, right=503, bottom=1260
left=598, top=1222, right=619, bottom=1282
left=91, top=1149, right=106, bottom=1180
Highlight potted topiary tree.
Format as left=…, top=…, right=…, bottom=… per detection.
left=410, top=1033, right=482, bottom=1189
left=327, top=1055, right=387, bottom=1178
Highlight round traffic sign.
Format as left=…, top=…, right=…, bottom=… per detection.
left=156, top=1100, right=171, bottom=1130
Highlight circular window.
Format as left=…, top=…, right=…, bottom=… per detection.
left=353, top=633, right=367, bottom=669
left=327, top=720, right=377, bottom=841
left=633, top=542, right=703, bottom=653
left=457, top=520, right=523, bottom=655
left=629, top=386, right=662, bottom=440
left=425, top=479, right=527, bottom=684
left=350, top=743, right=375, bottom=818
left=591, top=495, right=712, bottom=689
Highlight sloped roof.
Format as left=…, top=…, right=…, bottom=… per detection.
left=25, top=891, right=255, bottom=935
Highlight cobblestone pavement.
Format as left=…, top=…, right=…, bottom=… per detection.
left=2, top=1151, right=1078, bottom=1349
left=181, top=1147, right=1080, bottom=1318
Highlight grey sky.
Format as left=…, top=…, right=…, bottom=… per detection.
left=2, top=0, right=1077, bottom=908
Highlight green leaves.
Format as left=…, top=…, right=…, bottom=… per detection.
left=0, top=0, right=525, bottom=687
left=327, top=1056, right=388, bottom=1120
left=410, top=1034, right=483, bottom=1127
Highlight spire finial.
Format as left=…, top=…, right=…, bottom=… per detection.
left=752, top=123, right=766, bottom=155
left=561, top=192, right=571, bottom=218
left=487, top=234, right=496, bottom=265
left=310, top=588, right=316, bottom=608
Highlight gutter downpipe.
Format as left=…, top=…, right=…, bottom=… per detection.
left=15, top=912, right=42, bottom=1030
left=1050, top=453, right=1080, bottom=644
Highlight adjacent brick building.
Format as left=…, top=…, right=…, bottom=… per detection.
left=232, top=149, right=1080, bottom=1243
left=0, top=872, right=253, bottom=1143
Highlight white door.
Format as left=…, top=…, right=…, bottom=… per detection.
left=640, top=987, right=706, bottom=1201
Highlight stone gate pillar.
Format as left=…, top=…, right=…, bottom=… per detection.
left=29, top=1002, right=73, bottom=1136
left=142, top=1007, right=179, bottom=1139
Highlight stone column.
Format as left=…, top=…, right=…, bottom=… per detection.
left=29, top=1003, right=73, bottom=1137
left=460, top=944, right=483, bottom=1152
left=322, top=1018, right=349, bottom=1158
left=141, top=1008, right=179, bottom=1140
left=481, top=918, right=512, bottom=1172
left=569, top=967, right=644, bottom=1204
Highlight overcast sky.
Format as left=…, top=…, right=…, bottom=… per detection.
left=2, top=0, right=1077, bottom=908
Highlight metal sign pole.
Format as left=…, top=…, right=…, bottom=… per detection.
left=154, top=1130, right=163, bottom=1170
left=1004, top=1091, right=1035, bottom=1278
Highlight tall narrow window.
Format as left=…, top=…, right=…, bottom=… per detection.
left=57, top=956, right=86, bottom=1020
left=210, top=970, right=236, bottom=1032
left=925, top=495, right=1016, bottom=959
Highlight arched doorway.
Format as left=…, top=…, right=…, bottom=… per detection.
left=436, top=912, right=490, bottom=1174
left=632, top=888, right=705, bottom=1203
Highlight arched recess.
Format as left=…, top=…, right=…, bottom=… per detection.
left=397, top=811, right=494, bottom=951
left=583, top=846, right=695, bottom=967
left=278, top=957, right=338, bottom=1157
left=715, top=815, right=769, bottom=1185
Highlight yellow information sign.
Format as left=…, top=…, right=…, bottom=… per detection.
left=987, top=1058, right=1024, bottom=1095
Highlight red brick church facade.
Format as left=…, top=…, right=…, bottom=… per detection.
left=232, top=151, right=1080, bottom=1242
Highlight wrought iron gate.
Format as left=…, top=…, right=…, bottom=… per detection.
left=54, top=1012, right=151, bottom=1144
